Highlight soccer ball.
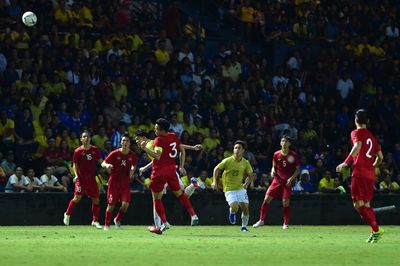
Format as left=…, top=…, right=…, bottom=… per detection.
left=22, top=11, right=37, bottom=27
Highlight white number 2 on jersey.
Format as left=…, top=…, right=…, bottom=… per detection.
left=169, top=142, right=178, bottom=158
left=365, top=138, right=373, bottom=158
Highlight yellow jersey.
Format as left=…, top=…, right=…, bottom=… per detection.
left=217, top=156, right=253, bottom=192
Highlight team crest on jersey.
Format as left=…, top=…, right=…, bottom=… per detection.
left=287, top=155, right=295, bottom=164
left=117, top=157, right=120, bottom=160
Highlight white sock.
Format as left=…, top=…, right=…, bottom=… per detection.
left=241, top=214, right=249, bottom=227
left=153, top=208, right=161, bottom=228
left=184, top=184, right=196, bottom=196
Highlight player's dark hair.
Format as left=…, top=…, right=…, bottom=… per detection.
left=156, top=118, right=170, bottom=131
left=355, top=109, right=369, bottom=125
left=281, top=135, right=292, bottom=143
left=122, top=133, right=130, bottom=139
left=234, top=140, right=246, bottom=149
left=81, top=130, right=91, bottom=137
left=136, top=130, right=147, bottom=137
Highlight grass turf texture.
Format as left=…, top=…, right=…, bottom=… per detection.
left=0, top=226, right=399, bottom=266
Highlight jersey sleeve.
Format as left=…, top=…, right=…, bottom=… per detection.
left=350, top=130, right=359, bottom=144
left=95, top=147, right=102, bottom=160
left=217, top=158, right=228, bottom=170
left=105, top=151, right=115, bottom=164
left=153, top=137, right=163, bottom=153
left=9, top=175, right=17, bottom=185
left=72, top=149, right=80, bottom=164
left=272, top=152, right=277, bottom=165
left=245, top=160, right=253, bottom=175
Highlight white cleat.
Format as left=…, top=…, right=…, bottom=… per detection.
left=160, top=222, right=171, bottom=232
left=252, top=220, right=264, bottom=228
left=191, top=215, right=199, bottom=226
left=63, top=213, right=70, bottom=226
left=103, top=226, right=110, bottom=231
left=114, top=218, right=121, bottom=229
left=91, top=221, right=102, bottom=229
left=282, top=224, right=289, bottom=229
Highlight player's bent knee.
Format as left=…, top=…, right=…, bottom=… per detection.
left=73, top=196, right=81, bottom=202
left=282, top=200, right=290, bottom=207
left=172, top=190, right=183, bottom=197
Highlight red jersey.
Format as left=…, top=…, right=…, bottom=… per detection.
left=153, top=132, right=181, bottom=170
left=105, top=149, right=137, bottom=186
left=272, top=150, right=299, bottom=184
left=350, top=128, right=381, bottom=180
left=73, top=145, right=102, bottom=179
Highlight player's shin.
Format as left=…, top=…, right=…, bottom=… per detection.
left=105, top=210, right=112, bottom=226
left=153, top=208, right=162, bottom=228
left=259, top=202, right=269, bottom=221
left=283, top=206, right=291, bottom=226
left=65, top=199, right=77, bottom=215
left=241, top=213, right=249, bottom=227
left=154, top=199, right=167, bottom=224
left=92, top=203, right=100, bottom=222
left=366, top=207, right=379, bottom=232
left=178, top=194, right=196, bottom=217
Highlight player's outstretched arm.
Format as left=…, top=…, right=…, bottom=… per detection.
left=101, top=161, right=113, bottom=170
left=139, top=161, right=152, bottom=176
left=178, top=144, right=186, bottom=175
left=243, top=172, right=256, bottom=190
left=336, top=141, right=362, bottom=172
left=212, top=166, right=221, bottom=190
left=138, top=140, right=162, bottom=160
left=181, top=144, right=203, bottom=151
left=373, top=150, right=384, bottom=167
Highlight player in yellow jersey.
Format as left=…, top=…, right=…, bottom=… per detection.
left=212, top=140, right=255, bottom=232
left=135, top=130, right=203, bottom=231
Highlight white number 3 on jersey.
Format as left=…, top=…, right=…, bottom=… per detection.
left=169, top=142, right=178, bottom=158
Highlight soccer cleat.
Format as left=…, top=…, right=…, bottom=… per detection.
left=282, top=224, right=289, bottom=229
left=252, top=220, right=264, bottom=228
left=370, top=227, right=384, bottom=243
left=191, top=215, right=199, bottom=226
left=160, top=222, right=171, bottom=232
left=148, top=225, right=162, bottom=235
left=114, top=218, right=121, bottom=229
left=366, top=233, right=374, bottom=243
left=103, top=226, right=110, bottom=231
left=241, top=227, right=250, bottom=232
left=63, top=213, right=70, bottom=226
left=229, top=212, right=236, bottom=224
left=91, top=221, right=102, bottom=229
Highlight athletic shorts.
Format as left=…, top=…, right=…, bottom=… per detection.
left=351, top=176, right=375, bottom=202
left=74, top=178, right=99, bottom=199
left=266, top=179, right=292, bottom=199
left=224, top=188, right=249, bottom=205
left=150, top=165, right=181, bottom=193
left=107, top=182, right=131, bottom=205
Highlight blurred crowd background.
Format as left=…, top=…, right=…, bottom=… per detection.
left=0, top=0, right=399, bottom=195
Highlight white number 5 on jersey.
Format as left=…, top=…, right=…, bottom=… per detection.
left=169, top=142, right=178, bottom=158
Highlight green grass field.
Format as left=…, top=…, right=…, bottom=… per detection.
left=0, top=225, right=399, bottom=266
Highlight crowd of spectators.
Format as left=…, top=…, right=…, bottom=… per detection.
left=0, top=0, right=400, bottom=195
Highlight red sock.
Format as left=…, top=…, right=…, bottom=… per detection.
left=357, top=206, right=372, bottom=227
left=366, top=207, right=379, bottom=232
left=178, top=194, right=196, bottom=217
left=154, top=199, right=167, bottom=223
left=283, top=206, right=291, bottom=225
left=92, top=204, right=100, bottom=222
left=259, top=202, right=269, bottom=221
left=65, top=200, right=77, bottom=215
left=115, top=209, right=126, bottom=222
left=105, top=210, right=112, bottom=226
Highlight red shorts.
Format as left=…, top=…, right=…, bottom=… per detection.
left=107, top=182, right=131, bottom=205
left=150, top=165, right=181, bottom=193
left=266, top=179, right=292, bottom=199
left=351, top=176, right=375, bottom=202
left=74, top=179, right=99, bottom=199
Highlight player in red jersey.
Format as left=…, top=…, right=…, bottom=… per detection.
left=63, top=130, right=103, bottom=229
left=137, top=118, right=199, bottom=234
left=336, top=109, right=384, bottom=243
left=253, top=135, right=300, bottom=229
left=101, top=134, right=137, bottom=230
